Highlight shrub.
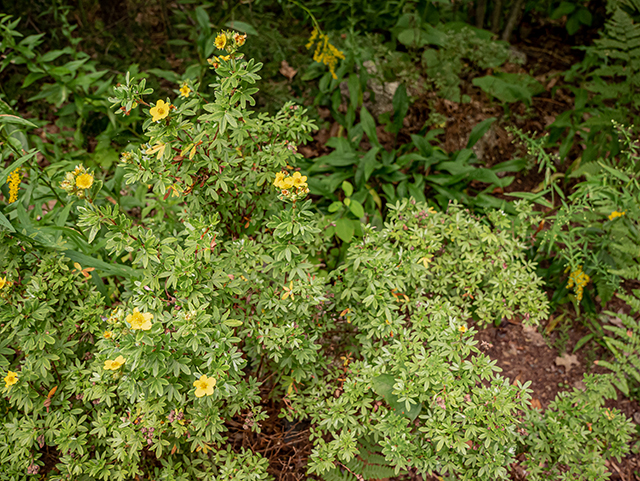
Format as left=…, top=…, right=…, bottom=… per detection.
left=0, top=28, right=634, bottom=481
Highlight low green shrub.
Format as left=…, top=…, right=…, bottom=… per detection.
left=0, top=28, right=635, bottom=481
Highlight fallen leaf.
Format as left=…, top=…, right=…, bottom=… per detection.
left=531, top=398, right=542, bottom=410
left=523, top=325, right=545, bottom=346
left=607, top=311, right=625, bottom=328
left=279, top=60, right=297, bottom=81
left=555, top=353, right=579, bottom=373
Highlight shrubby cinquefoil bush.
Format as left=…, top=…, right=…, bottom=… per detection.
left=0, top=32, right=634, bottom=481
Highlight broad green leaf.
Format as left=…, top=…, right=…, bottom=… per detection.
left=0, top=114, right=37, bottom=129
left=349, top=199, right=365, bottom=218
left=342, top=181, right=354, bottom=197
left=372, top=374, right=422, bottom=421
left=335, top=218, right=355, bottom=243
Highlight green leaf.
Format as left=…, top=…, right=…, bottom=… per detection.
left=0, top=211, right=15, bottom=232
left=335, top=218, right=355, bottom=243
left=0, top=150, right=37, bottom=185
left=0, top=114, right=37, bottom=129
left=223, top=319, right=243, bottom=327
left=551, top=2, right=577, bottom=19
left=467, top=117, right=496, bottom=148
left=391, top=84, right=409, bottom=135
left=349, top=199, right=365, bottom=218
left=224, top=20, right=258, bottom=36
left=372, top=374, right=422, bottom=421
left=342, top=181, right=354, bottom=197
left=360, top=106, right=380, bottom=148
left=328, top=201, right=343, bottom=213
left=347, top=74, right=360, bottom=110
left=576, top=7, right=592, bottom=26
left=573, top=334, right=594, bottom=353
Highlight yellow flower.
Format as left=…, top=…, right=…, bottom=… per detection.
left=608, top=210, right=626, bottom=221
left=103, top=355, right=126, bottom=371
left=179, top=85, right=191, bottom=98
left=458, top=325, right=468, bottom=334
left=104, top=331, right=113, bottom=339
left=281, top=177, right=294, bottom=189
left=7, top=168, right=21, bottom=203
left=307, top=28, right=345, bottom=80
left=150, top=99, right=170, bottom=122
left=76, top=173, right=94, bottom=190
left=126, top=308, right=153, bottom=331
left=274, top=172, right=286, bottom=188
left=233, top=33, right=247, bottom=46
left=291, top=171, right=307, bottom=188
left=214, top=33, right=227, bottom=50
left=282, top=281, right=295, bottom=301
left=4, top=371, right=18, bottom=387
left=145, top=143, right=167, bottom=160
left=567, top=265, right=590, bottom=302
left=0, top=277, right=7, bottom=290
left=193, top=374, right=216, bottom=397
left=219, top=55, right=230, bottom=61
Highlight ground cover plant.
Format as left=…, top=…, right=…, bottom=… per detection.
left=2, top=1, right=640, bottom=480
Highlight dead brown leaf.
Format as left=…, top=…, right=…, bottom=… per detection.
left=555, top=353, right=579, bottom=373
left=279, top=60, right=297, bottom=81
left=523, top=325, right=545, bottom=346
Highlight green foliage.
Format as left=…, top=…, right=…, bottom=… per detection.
left=297, top=199, right=550, bottom=480
left=599, top=288, right=640, bottom=397
left=473, top=72, right=545, bottom=106
left=305, top=105, right=525, bottom=248
left=522, top=373, right=633, bottom=480
left=511, top=123, right=640, bottom=308
left=321, top=439, right=399, bottom=481
left=585, top=6, right=640, bottom=108
left=415, top=23, right=518, bottom=102
left=1, top=3, right=640, bottom=480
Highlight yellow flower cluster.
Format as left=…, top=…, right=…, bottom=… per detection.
left=0, top=276, right=8, bottom=290
left=4, top=370, right=18, bottom=388
left=103, top=355, right=126, bottom=371
left=208, top=30, right=247, bottom=68
left=6, top=168, right=22, bottom=203
left=193, top=374, right=216, bottom=397
left=126, top=308, right=153, bottom=331
left=566, top=265, right=590, bottom=302
left=273, top=171, right=309, bottom=201
left=306, top=28, right=345, bottom=80
left=609, top=210, right=626, bottom=221
left=60, top=165, right=94, bottom=199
